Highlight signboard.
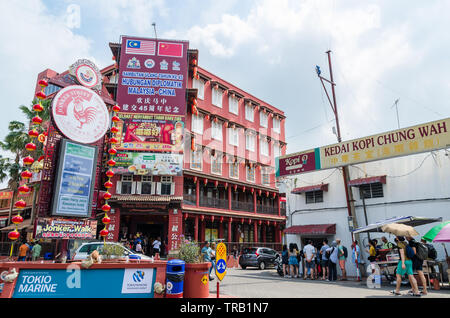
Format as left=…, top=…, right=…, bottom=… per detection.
left=51, top=139, right=98, bottom=217
left=34, top=218, right=97, bottom=239
left=215, top=242, right=227, bottom=281
left=69, top=59, right=102, bottom=91
left=168, top=209, right=182, bottom=252
left=277, top=118, right=450, bottom=177
left=116, top=36, right=189, bottom=116
left=0, top=191, right=13, bottom=200
left=111, top=151, right=183, bottom=176
left=115, top=113, right=184, bottom=152
left=52, top=85, right=109, bottom=144
left=13, top=268, right=156, bottom=298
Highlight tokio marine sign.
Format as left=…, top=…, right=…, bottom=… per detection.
left=52, top=85, right=109, bottom=144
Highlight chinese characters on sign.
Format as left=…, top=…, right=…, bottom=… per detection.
left=35, top=218, right=97, bottom=239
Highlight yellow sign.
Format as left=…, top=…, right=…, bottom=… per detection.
left=215, top=242, right=227, bottom=281
left=201, top=274, right=208, bottom=285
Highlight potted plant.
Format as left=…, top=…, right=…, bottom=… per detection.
left=178, top=237, right=211, bottom=298
left=101, top=244, right=127, bottom=262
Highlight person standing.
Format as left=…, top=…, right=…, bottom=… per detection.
left=152, top=237, right=161, bottom=256
left=18, top=241, right=29, bottom=262
left=303, top=240, right=315, bottom=279
left=406, top=236, right=428, bottom=295
left=326, top=241, right=339, bottom=281
left=201, top=241, right=214, bottom=280
left=336, top=239, right=347, bottom=281
left=288, top=243, right=299, bottom=278
left=320, top=239, right=330, bottom=280
left=352, top=240, right=365, bottom=280
left=366, top=240, right=377, bottom=262
left=135, top=240, right=143, bottom=253
left=381, top=236, right=394, bottom=250
left=281, top=244, right=290, bottom=277
left=31, top=240, right=42, bottom=261
left=391, top=236, right=420, bottom=296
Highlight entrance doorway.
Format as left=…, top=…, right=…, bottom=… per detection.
left=137, top=223, right=164, bottom=256
left=301, top=237, right=334, bottom=249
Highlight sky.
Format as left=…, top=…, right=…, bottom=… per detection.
left=1, top=0, right=450, bottom=167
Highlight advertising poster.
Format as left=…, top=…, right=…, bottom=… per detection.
left=116, top=36, right=189, bottom=116
left=51, top=139, right=98, bottom=217
left=115, top=112, right=184, bottom=152
left=111, top=152, right=183, bottom=176
left=35, top=218, right=97, bottom=239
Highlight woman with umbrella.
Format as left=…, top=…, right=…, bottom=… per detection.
left=381, top=224, right=421, bottom=296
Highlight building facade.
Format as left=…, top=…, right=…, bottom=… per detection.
left=281, top=150, right=450, bottom=277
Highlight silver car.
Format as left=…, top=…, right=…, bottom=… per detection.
left=72, top=242, right=152, bottom=261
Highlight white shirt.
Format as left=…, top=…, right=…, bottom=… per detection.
left=135, top=243, right=142, bottom=252
left=153, top=240, right=161, bottom=250
left=303, top=244, right=316, bottom=261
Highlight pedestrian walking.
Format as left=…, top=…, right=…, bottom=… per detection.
left=31, top=240, right=42, bottom=261
left=406, top=236, right=428, bottom=295
left=281, top=244, right=290, bottom=277
left=152, top=237, right=161, bottom=256
left=18, top=241, right=29, bottom=262
left=337, top=239, right=347, bottom=281
left=303, top=240, right=315, bottom=279
left=135, top=240, right=143, bottom=253
left=288, top=243, right=299, bottom=278
left=391, top=236, right=420, bottom=296
left=319, top=239, right=330, bottom=280
left=210, top=242, right=216, bottom=272
left=326, top=241, right=338, bottom=281
left=201, top=241, right=214, bottom=280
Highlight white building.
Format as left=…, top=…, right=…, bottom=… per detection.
left=280, top=149, right=450, bottom=277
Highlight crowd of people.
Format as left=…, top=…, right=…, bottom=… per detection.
left=121, top=233, right=164, bottom=257
left=16, top=240, right=42, bottom=261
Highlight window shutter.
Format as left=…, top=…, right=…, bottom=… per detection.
left=116, top=181, right=122, bottom=194
left=151, top=182, right=156, bottom=195
left=136, top=182, right=142, bottom=195
left=156, top=182, right=161, bottom=195
left=170, top=183, right=175, bottom=195
left=131, top=182, right=137, bottom=194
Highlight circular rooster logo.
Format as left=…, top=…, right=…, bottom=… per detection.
left=75, top=64, right=99, bottom=88
left=52, top=85, right=109, bottom=144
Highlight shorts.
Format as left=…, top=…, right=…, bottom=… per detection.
left=412, top=258, right=423, bottom=271
left=289, top=256, right=299, bottom=266
left=339, top=259, right=346, bottom=269
left=305, top=261, right=315, bottom=269
left=396, top=260, right=414, bottom=276
left=321, top=259, right=329, bottom=267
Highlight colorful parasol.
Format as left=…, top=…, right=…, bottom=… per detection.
left=422, top=221, right=450, bottom=243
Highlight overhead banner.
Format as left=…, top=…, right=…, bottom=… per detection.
left=111, top=152, right=183, bottom=176
left=51, top=139, right=98, bottom=217
left=116, top=36, right=189, bottom=116
left=35, top=218, right=97, bottom=239
left=115, top=112, right=184, bottom=152
left=277, top=117, right=450, bottom=177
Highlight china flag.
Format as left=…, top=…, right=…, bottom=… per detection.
left=158, top=42, right=183, bottom=58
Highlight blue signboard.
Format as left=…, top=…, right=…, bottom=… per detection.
left=216, top=259, right=226, bottom=274
left=52, top=139, right=98, bottom=217
left=13, top=268, right=156, bottom=298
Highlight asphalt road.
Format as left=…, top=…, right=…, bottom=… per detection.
left=210, top=267, right=450, bottom=298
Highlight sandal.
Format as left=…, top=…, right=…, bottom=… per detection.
left=390, top=290, right=401, bottom=296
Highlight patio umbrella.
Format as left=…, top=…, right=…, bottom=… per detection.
left=381, top=223, right=419, bottom=237
left=422, top=221, right=450, bottom=243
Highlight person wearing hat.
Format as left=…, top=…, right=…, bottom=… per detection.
left=326, top=241, right=339, bottom=281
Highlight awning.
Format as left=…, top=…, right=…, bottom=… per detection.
left=352, top=216, right=442, bottom=234
left=348, top=175, right=386, bottom=187
left=284, top=224, right=336, bottom=235
left=291, top=184, right=328, bottom=194
left=1, top=219, right=33, bottom=232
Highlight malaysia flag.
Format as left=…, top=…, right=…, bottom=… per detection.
left=158, top=42, right=183, bottom=58
left=125, top=39, right=156, bottom=55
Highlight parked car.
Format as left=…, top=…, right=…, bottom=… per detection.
left=239, top=247, right=280, bottom=270
left=72, top=242, right=152, bottom=261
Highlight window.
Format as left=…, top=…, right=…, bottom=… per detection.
left=211, top=121, right=222, bottom=140
left=191, top=147, right=202, bottom=170
left=211, top=155, right=222, bottom=175
left=260, top=112, right=268, bottom=128
left=229, top=96, right=239, bottom=115
left=246, top=165, right=255, bottom=182
left=273, top=143, right=281, bottom=158
left=305, top=190, right=323, bottom=204
left=141, top=176, right=153, bottom=194
left=212, top=87, right=223, bottom=107
left=228, top=128, right=239, bottom=147
left=245, top=104, right=254, bottom=122
left=120, top=175, right=133, bottom=194
left=273, top=117, right=280, bottom=133
left=262, top=168, right=270, bottom=185
left=246, top=133, right=255, bottom=152
left=192, top=77, right=205, bottom=100
left=229, top=162, right=239, bottom=179
left=44, top=84, right=61, bottom=96
left=192, top=114, right=203, bottom=134
left=260, top=138, right=269, bottom=156
left=359, top=183, right=384, bottom=199
left=160, top=176, right=172, bottom=195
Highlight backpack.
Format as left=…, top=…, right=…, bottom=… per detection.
left=342, top=246, right=348, bottom=258
left=325, top=247, right=334, bottom=259
left=405, top=244, right=415, bottom=259
left=425, top=244, right=437, bottom=260
left=415, top=243, right=428, bottom=260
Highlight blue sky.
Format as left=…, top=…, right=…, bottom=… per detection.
left=1, top=0, right=450, bottom=165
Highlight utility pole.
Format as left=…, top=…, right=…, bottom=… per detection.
left=316, top=51, right=359, bottom=243
left=152, top=22, right=158, bottom=40
left=392, top=99, right=400, bottom=129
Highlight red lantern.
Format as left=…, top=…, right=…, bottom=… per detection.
left=18, top=185, right=31, bottom=195
left=28, top=130, right=39, bottom=138
left=224, top=122, right=228, bottom=128
left=35, top=91, right=46, bottom=99
left=242, top=186, right=246, bottom=192
left=107, top=159, right=116, bottom=167
left=100, top=228, right=109, bottom=237
left=203, top=178, right=208, bottom=186
left=15, top=200, right=27, bottom=209
left=109, top=137, right=118, bottom=144
left=108, top=148, right=117, bottom=155
left=205, top=114, right=210, bottom=121
left=110, top=126, right=119, bottom=134
left=112, top=105, right=121, bottom=112
left=104, top=181, right=113, bottom=189
left=12, top=215, right=24, bottom=224
left=21, top=170, right=33, bottom=179
left=33, top=104, right=44, bottom=112
left=26, top=143, right=36, bottom=151
left=23, top=156, right=34, bottom=166
left=103, top=192, right=112, bottom=200
left=106, top=170, right=114, bottom=178
left=111, top=116, right=120, bottom=123
left=102, top=216, right=111, bottom=225
left=102, top=204, right=111, bottom=212
left=8, top=231, right=20, bottom=241
left=32, top=116, right=43, bottom=125
left=38, top=79, right=48, bottom=87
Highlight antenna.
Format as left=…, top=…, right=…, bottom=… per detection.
left=391, top=98, right=400, bottom=129
left=152, top=22, right=158, bottom=39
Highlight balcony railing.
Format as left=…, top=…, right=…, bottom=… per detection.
left=183, top=194, right=196, bottom=206
left=199, top=197, right=228, bottom=209
left=257, top=205, right=279, bottom=215
left=231, top=201, right=254, bottom=212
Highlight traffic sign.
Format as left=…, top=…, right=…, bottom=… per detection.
left=201, top=274, right=208, bottom=285
left=215, top=242, right=227, bottom=281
